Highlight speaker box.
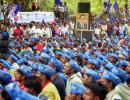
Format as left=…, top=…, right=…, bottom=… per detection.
left=75, top=31, right=93, bottom=43
left=78, top=2, right=90, bottom=13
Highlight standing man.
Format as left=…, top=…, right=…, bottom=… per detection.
left=0, top=21, right=9, bottom=59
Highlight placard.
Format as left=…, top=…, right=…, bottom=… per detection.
left=9, top=12, right=55, bottom=23
left=76, top=13, right=89, bottom=31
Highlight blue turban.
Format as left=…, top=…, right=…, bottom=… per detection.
left=0, top=69, right=12, bottom=85
left=102, top=70, right=121, bottom=85
left=48, top=58, right=64, bottom=72
left=68, top=60, right=81, bottom=72
left=86, top=69, right=101, bottom=81
left=70, top=83, right=86, bottom=95
left=18, top=65, right=32, bottom=78
left=38, top=65, right=56, bottom=78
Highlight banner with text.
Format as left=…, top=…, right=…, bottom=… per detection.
left=9, top=12, right=55, bottom=23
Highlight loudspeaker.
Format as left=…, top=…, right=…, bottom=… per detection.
left=75, top=31, right=94, bottom=43
left=104, top=2, right=108, bottom=7
left=78, top=2, right=90, bottom=13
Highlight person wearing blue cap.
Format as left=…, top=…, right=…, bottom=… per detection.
left=116, top=60, right=129, bottom=71
left=15, top=65, right=32, bottom=91
left=65, top=60, right=82, bottom=96
left=106, top=74, right=130, bottom=100
left=60, top=53, right=70, bottom=65
left=5, top=82, right=41, bottom=100
left=7, top=55, right=19, bottom=70
left=24, top=76, right=48, bottom=100
left=98, top=70, right=122, bottom=100
left=0, top=59, right=11, bottom=71
left=87, top=59, right=99, bottom=71
left=111, top=67, right=127, bottom=82
left=84, top=82, right=108, bottom=100
left=99, top=70, right=121, bottom=92
left=0, top=69, right=12, bottom=86
left=48, top=58, right=66, bottom=100
left=107, top=53, right=119, bottom=65
left=66, top=82, right=86, bottom=100
left=83, top=69, right=101, bottom=85
left=36, top=65, right=61, bottom=100
left=55, top=51, right=63, bottom=60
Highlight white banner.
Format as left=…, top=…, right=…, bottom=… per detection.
left=9, top=12, right=55, bottom=23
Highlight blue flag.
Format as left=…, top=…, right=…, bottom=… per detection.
left=114, top=1, right=118, bottom=11
left=55, top=0, right=61, bottom=5
left=14, top=4, right=21, bottom=16
left=107, top=0, right=111, bottom=11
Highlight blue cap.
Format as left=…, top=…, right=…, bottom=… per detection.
left=17, top=43, right=22, bottom=48
left=34, top=54, right=40, bottom=61
left=0, top=59, right=11, bottom=69
left=116, top=60, right=129, bottom=68
left=77, top=52, right=84, bottom=58
left=42, top=48, right=50, bottom=54
left=17, top=58, right=28, bottom=65
left=70, top=83, right=86, bottom=95
left=86, top=69, right=101, bottom=81
left=55, top=51, right=62, bottom=56
left=38, top=65, right=56, bottom=78
left=0, top=84, right=3, bottom=90
left=48, top=58, right=64, bottom=72
left=5, top=82, right=22, bottom=99
left=104, top=62, right=115, bottom=70
left=67, top=51, right=76, bottom=59
left=83, top=54, right=89, bottom=61
left=0, top=69, right=12, bottom=84
left=9, top=42, right=14, bottom=48
left=107, top=53, right=119, bottom=60
left=97, top=54, right=107, bottom=60
left=88, top=59, right=99, bottom=68
left=68, top=60, right=81, bottom=72
left=128, top=49, right=130, bottom=54
left=18, top=65, right=32, bottom=78
left=102, top=70, right=121, bottom=85
left=6, top=82, right=40, bottom=100
left=23, top=54, right=31, bottom=61
left=41, top=52, right=51, bottom=60
left=111, top=67, right=127, bottom=81
left=32, top=63, right=39, bottom=70
left=10, top=55, right=19, bottom=62
left=61, top=53, right=71, bottom=60
left=96, top=58, right=104, bottom=66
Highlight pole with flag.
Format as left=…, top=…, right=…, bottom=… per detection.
left=107, top=0, right=111, bottom=11
left=114, top=0, right=118, bottom=11
left=55, top=0, right=61, bottom=5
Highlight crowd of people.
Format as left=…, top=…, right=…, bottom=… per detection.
left=0, top=13, right=130, bottom=100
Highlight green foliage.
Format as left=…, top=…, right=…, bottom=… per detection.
left=8, top=0, right=129, bottom=14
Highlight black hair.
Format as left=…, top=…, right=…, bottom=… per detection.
left=107, top=80, right=116, bottom=89
left=86, top=82, right=108, bottom=100
left=24, top=76, right=42, bottom=96
left=0, top=89, right=11, bottom=100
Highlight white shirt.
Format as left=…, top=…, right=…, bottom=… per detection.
left=66, top=73, right=83, bottom=94
left=61, top=25, right=69, bottom=35
left=11, top=63, right=19, bottom=70
left=44, top=27, right=52, bottom=38
left=95, top=28, right=101, bottom=34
